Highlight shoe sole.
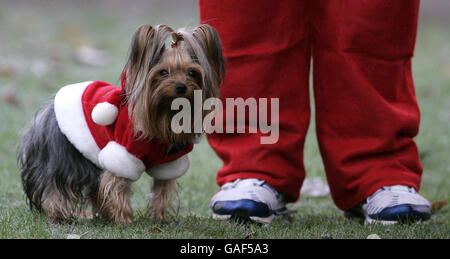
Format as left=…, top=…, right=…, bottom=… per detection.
left=213, top=213, right=274, bottom=225
left=364, top=217, right=398, bottom=225
left=364, top=217, right=430, bottom=225
left=346, top=204, right=431, bottom=225
left=211, top=199, right=275, bottom=224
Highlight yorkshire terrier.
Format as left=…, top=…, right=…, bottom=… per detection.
left=17, top=24, right=225, bottom=224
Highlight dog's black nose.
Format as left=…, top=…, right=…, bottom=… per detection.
left=175, top=83, right=187, bottom=95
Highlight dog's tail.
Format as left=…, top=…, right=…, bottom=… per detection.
left=17, top=100, right=101, bottom=216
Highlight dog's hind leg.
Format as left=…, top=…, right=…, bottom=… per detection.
left=42, top=178, right=99, bottom=222
left=18, top=100, right=101, bottom=223
left=41, top=185, right=78, bottom=223
left=97, top=170, right=133, bottom=224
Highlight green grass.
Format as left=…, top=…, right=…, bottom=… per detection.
left=0, top=2, right=448, bottom=239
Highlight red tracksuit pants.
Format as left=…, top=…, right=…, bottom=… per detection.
left=199, top=0, right=422, bottom=210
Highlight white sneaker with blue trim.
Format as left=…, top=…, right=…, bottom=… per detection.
left=347, top=185, right=431, bottom=225
left=210, top=178, right=289, bottom=224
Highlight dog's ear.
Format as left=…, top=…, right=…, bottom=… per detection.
left=193, top=24, right=225, bottom=97
left=124, top=24, right=174, bottom=94
left=125, top=25, right=155, bottom=92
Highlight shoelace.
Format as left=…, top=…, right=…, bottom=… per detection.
left=220, top=178, right=297, bottom=217
left=365, top=185, right=417, bottom=204
left=221, top=178, right=243, bottom=190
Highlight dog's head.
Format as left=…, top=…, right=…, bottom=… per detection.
left=123, top=24, right=225, bottom=145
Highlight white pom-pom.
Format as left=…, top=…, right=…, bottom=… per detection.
left=147, top=155, right=190, bottom=180
left=91, top=102, right=119, bottom=126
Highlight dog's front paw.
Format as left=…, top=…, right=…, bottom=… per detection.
left=97, top=203, right=133, bottom=224
left=149, top=179, right=179, bottom=221
left=101, top=209, right=133, bottom=224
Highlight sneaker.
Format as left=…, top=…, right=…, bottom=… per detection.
left=346, top=185, right=431, bottom=225
left=210, top=178, right=289, bottom=224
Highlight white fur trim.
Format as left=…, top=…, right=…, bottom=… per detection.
left=91, top=102, right=119, bottom=126
left=54, top=81, right=101, bottom=166
left=147, top=154, right=190, bottom=180
left=98, top=141, right=145, bottom=181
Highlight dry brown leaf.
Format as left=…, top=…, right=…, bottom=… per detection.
left=1, top=85, right=20, bottom=106
left=339, top=216, right=347, bottom=221
left=244, top=231, right=255, bottom=239
left=61, top=24, right=87, bottom=47
left=149, top=227, right=163, bottom=233
left=441, top=64, right=450, bottom=80
left=0, top=66, right=16, bottom=78
left=431, top=200, right=448, bottom=214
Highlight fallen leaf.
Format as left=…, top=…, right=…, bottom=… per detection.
left=339, top=216, right=348, bottom=222
left=421, top=87, right=433, bottom=98
left=1, top=85, right=20, bottom=106
left=441, top=64, right=450, bottom=80
left=419, top=150, right=431, bottom=160
left=149, top=227, right=163, bottom=233
left=61, top=24, right=87, bottom=47
left=431, top=200, right=448, bottom=214
left=0, top=66, right=16, bottom=78
left=244, top=231, right=255, bottom=239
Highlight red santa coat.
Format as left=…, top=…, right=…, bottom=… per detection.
left=53, top=76, right=193, bottom=181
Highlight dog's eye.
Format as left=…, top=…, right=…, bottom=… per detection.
left=159, top=69, right=169, bottom=76
left=188, top=70, right=198, bottom=78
